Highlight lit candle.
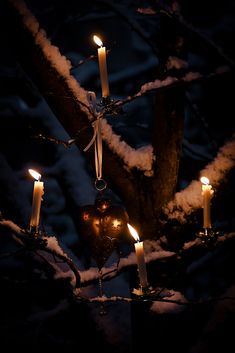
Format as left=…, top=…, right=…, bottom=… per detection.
left=28, top=169, right=44, bottom=232
left=93, top=35, right=110, bottom=98
left=128, top=223, right=148, bottom=289
left=200, top=176, right=214, bottom=229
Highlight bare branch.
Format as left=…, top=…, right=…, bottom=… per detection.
left=115, top=68, right=231, bottom=108
left=157, top=0, right=235, bottom=69
left=74, top=292, right=235, bottom=307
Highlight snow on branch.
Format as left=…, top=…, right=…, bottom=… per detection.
left=0, top=218, right=81, bottom=288
left=8, top=0, right=157, bottom=174
left=74, top=290, right=235, bottom=316
left=33, top=118, right=155, bottom=175
left=79, top=239, right=175, bottom=284
left=75, top=290, right=188, bottom=314
left=165, top=133, right=235, bottom=222
left=138, top=76, right=179, bottom=94
left=9, top=0, right=92, bottom=118
left=115, top=67, right=229, bottom=109
left=8, top=0, right=232, bottom=179
left=0, top=218, right=175, bottom=288
left=137, top=7, right=156, bottom=15
left=100, top=67, right=229, bottom=175
left=150, top=290, right=187, bottom=314
left=101, top=119, right=155, bottom=175
left=166, top=56, right=188, bottom=70
left=2, top=218, right=235, bottom=313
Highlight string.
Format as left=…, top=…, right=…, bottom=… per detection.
left=84, top=92, right=106, bottom=191
left=94, top=117, right=102, bottom=181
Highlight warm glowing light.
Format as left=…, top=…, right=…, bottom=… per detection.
left=28, top=169, right=41, bottom=181
left=29, top=169, right=44, bottom=232
left=200, top=176, right=209, bottom=185
left=200, top=176, right=214, bottom=229
left=128, top=223, right=148, bottom=289
left=112, top=219, right=121, bottom=228
left=93, top=35, right=103, bottom=47
left=128, top=223, right=140, bottom=242
left=93, top=34, right=109, bottom=97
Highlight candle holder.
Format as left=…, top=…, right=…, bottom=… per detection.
left=28, top=224, right=40, bottom=238
left=99, top=96, right=124, bottom=116
left=21, top=227, right=48, bottom=248
left=132, top=286, right=173, bottom=300
left=196, top=227, right=219, bottom=246
left=100, top=96, right=111, bottom=106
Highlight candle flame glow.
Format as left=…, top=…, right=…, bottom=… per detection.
left=93, top=35, right=103, bottom=47
left=128, top=223, right=140, bottom=242
left=200, top=176, right=209, bottom=185
left=28, top=169, right=41, bottom=181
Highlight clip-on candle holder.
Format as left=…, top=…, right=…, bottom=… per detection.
left=196, top=226, right=224, bottom=248
left=100, top=96, right=111, bottom=107
left=99, top=96, right=124, bottom=116
left=131, top=270, right=169, bottom=300
left=28, top=224, right=40, bottom=238
left=197, top=227, right=218, bottom=245
left=132, top=285, right=174, bottom=301
left=21, top=226, right=48, bottom=249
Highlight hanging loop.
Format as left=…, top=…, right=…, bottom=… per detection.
left=85, top=91, right=107, bottom=191
left=95, top=178, right=107, bottom=192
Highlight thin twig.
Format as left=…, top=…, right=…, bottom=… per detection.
left=114, top=68, right=231, bottom=108
left=32, top=111, right=104, bottom=151
left=43, top=92, right=98, bottom=121
left=74, top=293, right=235, bottom=306
left=72, top=50, right=111, bottom=69
left=102, top=256, right=120, bottom=279
left=185, top=91, right=218, bottom=151
left=33, top=134, right=77, bottom=148
left=157, top=0, right=235, bottom=69
left=94, top=0, right=159, bottom=57
left=75, top=54, right=97, bottom=68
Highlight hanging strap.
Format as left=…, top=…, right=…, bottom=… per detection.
left=94, top=117, right=102, bottom=181
left=84, top=92, right=107, bottom=192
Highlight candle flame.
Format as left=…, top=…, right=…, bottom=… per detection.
left=93, top=35, right=103, bottom=47
left=200, top=176, right=209, bottom=185
left=28, top=169, right=41, bottom=181
left=128, top=223, right=140, bottom=242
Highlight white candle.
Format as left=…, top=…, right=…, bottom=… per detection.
left=200, top=176, right=214, bottom=229
left=128, top=224, right=148, bottom=289
left=28, top=169, right=44, bottom=230
left=93, top=35, right=110, bottom=98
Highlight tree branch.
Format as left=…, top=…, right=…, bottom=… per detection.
left=156, top=0, right=235, bottom=69
left=0, top=219, right=81, bottom=288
